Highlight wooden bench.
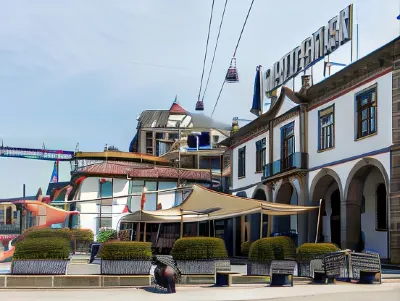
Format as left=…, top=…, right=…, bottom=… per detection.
left=270, top=260, right=296, bottom=287
left=215, top=271, right=241, bottom=287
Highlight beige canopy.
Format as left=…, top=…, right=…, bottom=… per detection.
left=120, top=185, right=319, bottom=223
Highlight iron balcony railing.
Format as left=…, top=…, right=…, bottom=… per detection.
left=0, top=224, right=21, bottom=235
left=263, top=152, right=308, bottom=179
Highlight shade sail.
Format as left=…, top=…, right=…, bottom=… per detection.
left=120, top=185, right=319, bottom=223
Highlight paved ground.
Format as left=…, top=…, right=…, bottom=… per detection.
left=0, top=283, right=399, bottom=301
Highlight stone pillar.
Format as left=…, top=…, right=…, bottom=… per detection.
left=323, top=198, right=332, bottom=242
left=342, top=179, right=362, bottom=250
left=266, top=183, right=274, bottom=237
left=296, top=175, right=309, bottom=246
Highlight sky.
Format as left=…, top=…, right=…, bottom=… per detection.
left=0, top=0, right=398, bottom=198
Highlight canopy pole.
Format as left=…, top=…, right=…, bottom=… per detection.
left=155, top=223, right=161, bottom=246
left=143, top=222, right=147, bottom=242
left=260, top=205, right=263, bottom=239
left=136, top=222, right=141, bottom=241
left=213, top=220, right=216, bottom=237
left=208, top=215, right=211, bottom=237
left=315, top=199, right=323, bottom=243
left=180, top=208, right=183, bottom=238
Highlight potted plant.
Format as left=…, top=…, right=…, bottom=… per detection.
left=171, top=237, right=229, bottom=275
left=247, top=236, right=296, bottom=275
left=11, top=237, right=70, bottom=274
left=296, top=243, right=340, bottom=277
left=98, top=241, right=152, bottom=275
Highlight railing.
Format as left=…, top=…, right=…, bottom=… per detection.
left=0, top=224, right=21, bottom=234
left=263, top=152, right=308, bottom=179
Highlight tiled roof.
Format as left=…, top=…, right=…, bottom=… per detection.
left=74, top=162, right=211, bottom=181
left=137, top=110, right=170, bottom=128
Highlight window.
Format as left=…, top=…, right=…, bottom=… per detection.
left=238, top=146, right=246, bottom=178
left=356, top=86, right=377, bottom=139
left=256, top=138, right=266, bottom=172
left=146, top=131, right=153, bottom=155
left=98, top=180, right=112, bottom=198
left=376, top=183, right=387, bottom=231
left=318, top=105, right=335, bottom=151
left=281, top=122, right=295, bottom=170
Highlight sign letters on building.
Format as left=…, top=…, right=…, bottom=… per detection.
left=265, top=4, right=353, bottom=94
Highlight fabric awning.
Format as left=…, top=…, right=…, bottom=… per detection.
left=120, top=185, right=319, bottom=223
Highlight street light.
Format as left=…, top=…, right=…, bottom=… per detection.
left=191, top=131, right=202, bottom=169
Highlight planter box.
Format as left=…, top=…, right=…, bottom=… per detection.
left=176, top=260, right=215, bottom=275
left=75, top=241, right=92, bottom=254
left=215, top=259, right=231, bottom=271
left=11, top=260, right=68, bottom=275
left=101, top=260, right=152, bottom=275
left=247, top=261, right=272, bottom=276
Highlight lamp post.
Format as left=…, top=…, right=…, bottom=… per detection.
left=191, top=131, right=202, bottom=169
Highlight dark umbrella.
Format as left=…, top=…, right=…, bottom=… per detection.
left=153, top=255, right=181, bottom=282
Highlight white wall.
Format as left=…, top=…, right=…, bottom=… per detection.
left=308, top=72, right=392, bottom=169
left=275, top=97, right=298, bottom=118
left=78, top=177, right=100, bottom=234
left=272, top=115, right=300, bottom=162
left=231, top=131, right=269, bottom=197
left=362, top=168, right=387, bottom=257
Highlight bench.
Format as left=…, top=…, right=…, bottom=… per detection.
left=349, top=252, right=381, bottom=284
left=270, top=260, right=296, bottom=287
left=215, top=271, right=241, bottom=287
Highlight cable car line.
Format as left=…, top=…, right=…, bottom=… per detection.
left=210, top=0, right=256, bottom=117
left=200, top=0, right=229, bottom=103
left=196, top=0, right=216, bottom=111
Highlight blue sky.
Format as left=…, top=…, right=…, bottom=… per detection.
left=0, top=0, right=398, bottom=198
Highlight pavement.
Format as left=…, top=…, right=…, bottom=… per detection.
left=0, top=283, right=399, bottom=301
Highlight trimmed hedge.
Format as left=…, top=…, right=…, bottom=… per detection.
left=248, top=239, right=275, bottom=262
left=241, top=241, right=252, bottom=256
left=248, top=237, right=296, bottom=262
left=13, top=237, right=70, bottom=260
left=296, top=243, right=340, bottom=261
left=70, top=229, right=94, bottom=242
left=25, top=228, right=71, bottom=241
left=98, top=241, right=152, bottom=260
left=97, top=228, right=117, bottom=243
left=171, top=237, right=228, bottom=260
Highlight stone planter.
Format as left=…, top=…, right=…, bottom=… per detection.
left=74, top=241, right=92, bottom=254
left=247, top=261, right=272, bottom=276
left=11, top=260, right=68, bottom=275
left=215, top=259, right=231, bottom=271
left=101, top=260, right=152, bottom=275
left=176, top=260, right=215, bottom=275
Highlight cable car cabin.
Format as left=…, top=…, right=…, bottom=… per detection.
left=195, top=100, right=204, bottom=111
left=225, top=58, right=239, bottom=83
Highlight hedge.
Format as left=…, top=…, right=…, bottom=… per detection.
left=13, top=237, right=70, bottom=260
left=241, top=241, right=252, bottom=256
left=98, top=241, right=152, bottom=260
left=296, top=243, right=340, bottom=261
left=118, top=230, right=131, bottom=241
left=248, top=237, right=296, bottom=262
left=25, top=228, right=71, bottom=241
left=70, top=229, right=94, bottom=242
left=171, top=237, right=228, bottom=260
left=97, top=228, right=117, bottom=243
left=248, top=239, right=275, bottom=262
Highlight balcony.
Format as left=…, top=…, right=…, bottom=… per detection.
left=263, top=152, right=308, bottom=180
left=0, top=224, right=21, bottom=235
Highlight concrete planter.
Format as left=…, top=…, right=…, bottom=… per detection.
left=74, top=241, right=92, bottom=254
left=176, top=260, right=215, bottom=275
left=215, top=259, right=231, bottom=271
left=11, top=260, right=68, bottom=275
left=101, top=260, right=152, bottom=275
left=247, top=261, right=272, bottom=276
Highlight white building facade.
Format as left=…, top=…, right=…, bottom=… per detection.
left=224, top=37, right=400, bottom=263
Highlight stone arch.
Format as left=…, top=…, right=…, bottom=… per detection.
left=344, top=157, right=389, bottom=200
left=251, top=184, right=270, bottom=202
left=310, top=168, right=343, bottom=203
left=342, top=157, right=389, bottom=256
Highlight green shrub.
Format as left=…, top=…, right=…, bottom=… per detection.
left=13, top=237, right=70, bottom=260
left=248, top=237, right=296, bottom=261
left=248, top=239, right=275, bottom=262
left=171, top=237, right=228, bottom=260
left=70, top=229, right=94, bottom=242
left=241, top=241, right=252, bottom=256
left=97, top=228, right=117, bottom=243
left=98, top=241, right=152, bottom=260
left=296, top=243, right=340, bottom=262
left=25, top=228, right=72, bottom=241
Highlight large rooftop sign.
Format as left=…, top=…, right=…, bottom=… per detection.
left=265, top=4, right=353, bottom=94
